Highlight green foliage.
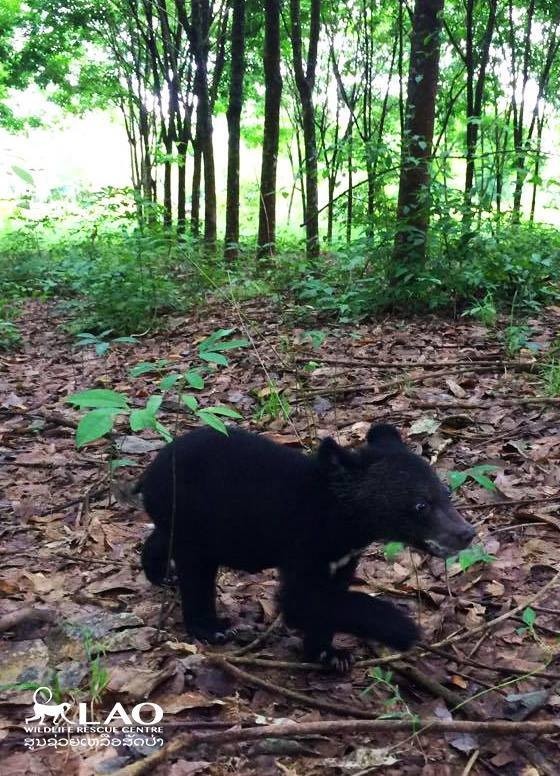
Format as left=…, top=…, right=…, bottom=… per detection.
left=75, top=330, right=138, bottom=356
left=447, top=465, right=499, bottom=491
left=130, top=395, right=172, bottom=442
left=62, top=230, right=184, bottom=335
left=198, top=328, right=250, bottom=366
left=462, top=293, right=497, bottom=326
left=364, top=666, right=417, bottom=721
left=302, top=329, right=327, bottom=349
left=446, top=544, right=496, bottom=571
left=517, top=606, right=538, bottom=638
left=0, top=314, right=22, bottom=349
left=384, top=542, right=405, bottom=561
left=542, top=358, right=560, bottom=397
left=83, top=631, right=110, bottom=705
left=66, top=330, right=247, bottom=448
left=503, top=325, right=538, bottom=356
left=254, top=383, right=292, bottom=421
left=129, top=360, right=171, bottom=378
left=67, top=389, right=130, bottom=410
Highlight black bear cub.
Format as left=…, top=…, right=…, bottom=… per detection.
left=136, top=424, right=474, bottom=670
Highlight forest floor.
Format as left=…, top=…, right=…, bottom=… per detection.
left=1, top=298, right=560, bottom=775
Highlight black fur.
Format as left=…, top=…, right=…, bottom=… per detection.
left=137, top=424, right=474, bottom=668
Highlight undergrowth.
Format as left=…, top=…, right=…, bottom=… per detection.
left=1, top=193, right=559, bottom=335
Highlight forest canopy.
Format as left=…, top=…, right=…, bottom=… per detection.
left=1, top=0, right=560, bottom=328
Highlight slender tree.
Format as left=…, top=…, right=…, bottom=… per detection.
left=257, top=0, right=283, bottom=260
left=224, top=0, right=246, bottom=261
left=464, top=0, right=497, bottom=212
left=176, top=0, right=217, bottom=244
left=289, top=0, right=321, bottom=260
left=393, top=0, right=444, bottom=269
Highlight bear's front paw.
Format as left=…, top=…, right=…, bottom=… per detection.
left=318, top=646, right=354, bottom=673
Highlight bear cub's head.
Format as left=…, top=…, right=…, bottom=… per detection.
left=319, top=423, right=475, bottom=558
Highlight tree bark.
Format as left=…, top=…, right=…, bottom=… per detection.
left=190, top=88, right=203, bottom=237
left=392, top=0, right=444, bottom=270
left=289, top=0, right=321, bottom=260
left=180, top=0, right=217, bottom=245
left=257, top=0, right=283, bottom=260
left=464, top=0, right=497, bottom=211
left=224, top=0, right=246, bottom=261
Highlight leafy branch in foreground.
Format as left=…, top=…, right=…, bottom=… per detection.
left=66, top=329, right=248, bottom=447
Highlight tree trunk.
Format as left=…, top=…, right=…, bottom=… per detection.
left=191, top=135, right=202, bottom=237
left=257, top=0, right=283, bottom=260
left=529, top=113, right=545, bottom=224
left=289, top=0, right=321, bottom=260
left=464, top=0, right=496, bottom=208
left=392, top=0, right=444, bottom=270
left=190, top=0, right=216, bottom=245
left=510, top=0, right=534, bottom=224
left=346, top=122, right=353, bottom=244
left=163, top=134, right=173, bottom=228
left=177, top=139, right=187, bottom=234
left=224, top=0, right=246, bottom=261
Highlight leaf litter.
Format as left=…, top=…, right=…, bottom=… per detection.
left=0, top=299, right=559, bottom=774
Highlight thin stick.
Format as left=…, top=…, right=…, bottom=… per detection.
left=208, top=656, right=379, bottom=718
left=0, top=607, right=56, bottom=633
left=432, top=567, right=560, bottom=649
left=231, top=615, right=282, bottom=657
left=111, top=717, right=560, bottom=776
left=461, top=749, right=480, bottom=776
left=462, top=495, right=560, bottom=511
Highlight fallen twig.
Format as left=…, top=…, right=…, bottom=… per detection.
left=231, top=614, right=282, bottom=657
left=460, top=495, right=560, bottom=511
left=413, top=397, right=560, bottom=409
left=0, top=606, right=56, bottom=633
left=421, top=644, right=560, bottom=681
left=432, top=567, right=560, bottom=648
left=295, top=354, right=537, bottom=371
left=299, top=366, right=503, bottom=399
left=208, top=656, right=379, bottom=718
left=392, top=660, right=481, bottom=717
left=111, top=717, right=560, bottom=776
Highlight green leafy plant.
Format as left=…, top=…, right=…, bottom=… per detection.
left=446, top=543, right=496, bottom=571
left=516, top=606, right=538, bottom=639
left=67, top=330, right=247, bottom=447
left=462, top=293, right=497, bottom=326
left=447, top=464, right=499, bottom=491
left=254, top=382, right=292, bottom=421
left=129, top=359, right=171, bottom=378
left=384, top=542, right=405, bottom=561
left=75, top=330, right=138, bottom=356
left=0, top=317, right=22, bottom=350
left=502, top=325, right=538, bottom=357
left=302, top=329, right=327, bottom=349
left=67, top=388, right=129, bottom=448
left=542, top=358, right=560, bottom=397
left=363, top=666, right=418, bottom=721
left=198, top=328, right=249, bottom=366
left=83, top=631, right=110, bottom=705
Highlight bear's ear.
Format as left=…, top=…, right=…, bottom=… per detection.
left=318, top=436, right=355, bottom=470
left=366, top=424, right=404, bottom=454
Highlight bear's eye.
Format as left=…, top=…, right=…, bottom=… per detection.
left=415, top=500, right=429, bottom=514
